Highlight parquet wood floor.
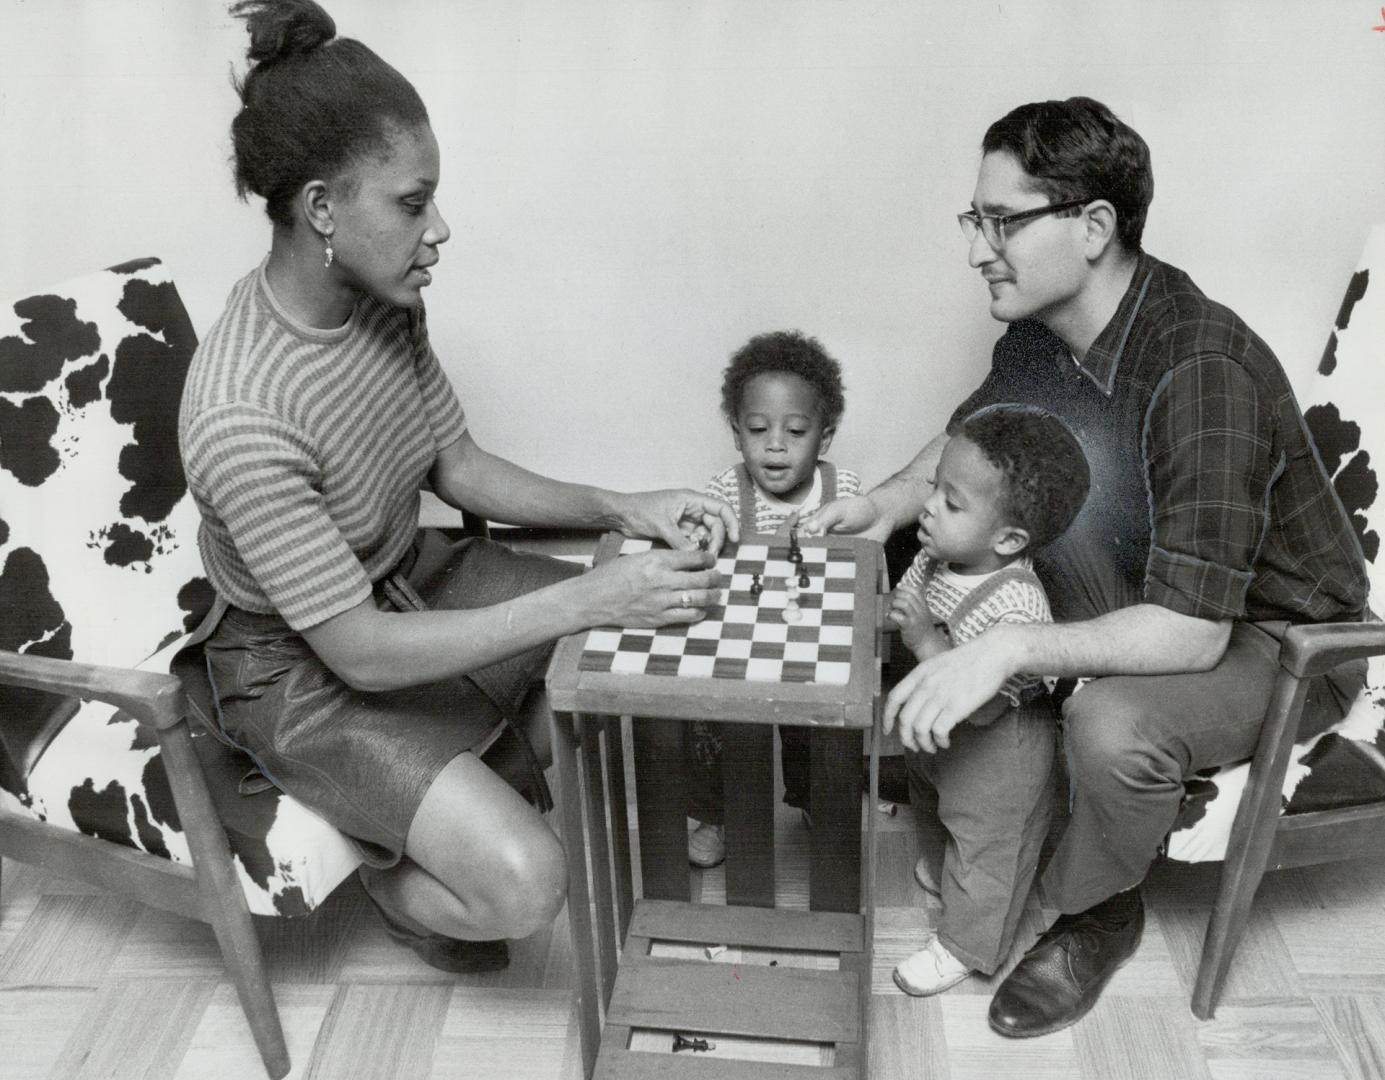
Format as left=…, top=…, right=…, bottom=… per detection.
left=5, top=770, right=1385, bottom=1080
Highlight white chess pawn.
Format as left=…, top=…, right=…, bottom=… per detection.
left=781, top=578, right=803, bottom=624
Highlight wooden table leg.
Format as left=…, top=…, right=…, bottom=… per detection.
left=861, top=710, right=880, bottom=1080
left=810, top=727, right=863, bottom=914
left=579, top=714, right=618, bottom=1009
left=632, top=717, right=691, bottom=902
left=602, top=716, right=635, bottom=939
left=722, top=721, right=775, bottom=908
left=553, top=708, right=600, bottom=1079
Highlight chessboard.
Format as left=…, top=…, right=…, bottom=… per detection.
left=576, top=536, right=862, bottom=684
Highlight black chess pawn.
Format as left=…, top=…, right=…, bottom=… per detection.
left=749, top=572, right=762, bottom=597
left=797, top=570, right=810, bottom=588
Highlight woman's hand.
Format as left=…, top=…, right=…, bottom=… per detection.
left=888, top=584, right=948, bottom=660
left=583, top=546, right=724, bottom=628
left=617, top=489, right=739, bottom=553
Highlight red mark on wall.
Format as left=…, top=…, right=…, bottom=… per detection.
left=1375, top=6, right=1385, bottom=31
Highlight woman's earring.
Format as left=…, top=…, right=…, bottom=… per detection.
left=323, top=234, right=334, bottom=268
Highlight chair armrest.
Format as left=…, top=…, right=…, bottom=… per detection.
left=1279, top=621, right=1385, bottom=679
left=0, top=649, right=186, bottom=731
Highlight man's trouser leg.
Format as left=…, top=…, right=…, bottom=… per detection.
left=1041, top=620, right=1367, bottom=914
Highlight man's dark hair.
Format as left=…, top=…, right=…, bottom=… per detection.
left=720, top=330, right=846, bottom=430
left=959, top=404, right=1090, bottom=551
left=229, top=0, right=430, bottom=229
left=982, top=96, right=1153, bottom=252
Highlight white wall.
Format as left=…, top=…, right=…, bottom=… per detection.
left=3, top=0, right=1382, bottom=492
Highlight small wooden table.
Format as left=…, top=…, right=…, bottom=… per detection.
left=547, top=532, right=886, bottom=1079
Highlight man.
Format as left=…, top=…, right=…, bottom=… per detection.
left=804, top=96, right=1369, bottom=1037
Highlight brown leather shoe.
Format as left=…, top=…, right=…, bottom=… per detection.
left=388, top=926, right=509, bottom=975
left=362, top=883, right=510, bottom=974
left=988, top=892, right=1143, bottom=1038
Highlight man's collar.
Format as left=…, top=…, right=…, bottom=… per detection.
left=1072, top=252, right=1156, bottom=397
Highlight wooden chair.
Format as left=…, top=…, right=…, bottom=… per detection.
left=1192, top=622, right=1385, bottom=1017
left=1187, top=225, right=1385, bottom=1017
left=0, top=259, right=356, bottom=1079
left=0, top=651, right=292, bottom=1077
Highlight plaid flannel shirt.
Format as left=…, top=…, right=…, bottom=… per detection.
left=951, top=253, right=1367, bottom=625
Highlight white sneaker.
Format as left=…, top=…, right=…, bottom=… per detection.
left=688, top=822, right=726, bottom=868
left=893, top=935, right=974, bottom=996
left=913, top=856, right=941, bottom=898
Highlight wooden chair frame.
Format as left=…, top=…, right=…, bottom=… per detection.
left=1193, top=620, right=1385, bottom=1017
left=0, top=650, right=290, bottom=1079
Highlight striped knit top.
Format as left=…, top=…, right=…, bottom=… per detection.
left=704, top=462, right=861, bottom=536
left=897, top=552, right=1051, bottom=706
left=178, top=262, right=466, bottom=629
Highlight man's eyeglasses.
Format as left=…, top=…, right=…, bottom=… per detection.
left=957, top=198, right=1090, bottom=249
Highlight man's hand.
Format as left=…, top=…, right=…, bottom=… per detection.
left=619, top=490, right=739, bottom=552
left=887, top=584, right=948, bottom=659
left=885, top=630, right=1015, bottom=753
left=798, top=494, right=892, bottom=542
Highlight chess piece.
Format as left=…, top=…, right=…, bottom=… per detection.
left=749, top=572, right=762, bottom=597
left=782, top=577, right=803, bottom=623
left=798, top=569, right=810, bottom=589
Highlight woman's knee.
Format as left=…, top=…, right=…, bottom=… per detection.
left=408, top=755, right=568, bottom=938
left=418, top=824, right=566, bottom=940
left=481, top=825, right=567, bottom=937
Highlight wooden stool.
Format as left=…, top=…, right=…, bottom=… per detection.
left=547, top=533, right=886, bottom=1079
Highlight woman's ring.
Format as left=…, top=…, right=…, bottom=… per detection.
left=680, top=590, right=691, bottom=607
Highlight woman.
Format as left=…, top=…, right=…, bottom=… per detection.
left=181, top=0, right=735, bottom=972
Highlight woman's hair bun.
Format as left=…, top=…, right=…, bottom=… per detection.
left=231, top=0, right=336, bottom=65
left=227, top=0, right=428, bottom=227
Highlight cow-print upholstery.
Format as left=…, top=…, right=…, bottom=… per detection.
left=0, top=259, right=360, bottom=914
left=1161, top=226, right=1385, bottom=862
